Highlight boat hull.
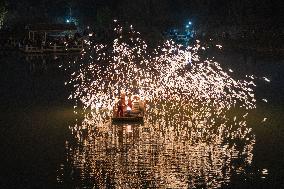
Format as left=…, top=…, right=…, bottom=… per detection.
left=112, top=116, right=144, bottom=124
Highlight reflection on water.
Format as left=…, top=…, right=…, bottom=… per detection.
left=57, top=109, right=255, bottom=188
left=1, top=43, right=282, bottom=188
left=23, top=53, right=80, bottom=74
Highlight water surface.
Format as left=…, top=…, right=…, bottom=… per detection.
left=0, top=51, right=283, bottom=188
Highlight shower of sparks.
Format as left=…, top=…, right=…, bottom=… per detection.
left=67, top=23, right=256, bottom=128
left=60, top=23, right=262, bottom=188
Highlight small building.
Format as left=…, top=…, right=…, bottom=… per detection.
left=21, top=23, right=83, bottom=53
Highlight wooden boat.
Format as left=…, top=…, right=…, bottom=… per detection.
left=112, top=95, right=145, bottom=124
left=111, top=116, right=144, bottom=123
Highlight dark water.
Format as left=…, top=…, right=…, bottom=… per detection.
left=0, top=51, right=283, bottom=188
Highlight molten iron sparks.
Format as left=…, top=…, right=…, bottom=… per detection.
left=66, top=24, right=256, bottom=130
left=59, top=24, right=262, bottom=188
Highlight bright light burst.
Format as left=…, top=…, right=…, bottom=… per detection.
left=67, top=23, right=256, bottom=127
left=60, top=23, right=260, bottom=188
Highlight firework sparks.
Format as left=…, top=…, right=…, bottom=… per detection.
left=67, top=24, right=256, bottom=124
left=60, top=23, right=262, bottom=188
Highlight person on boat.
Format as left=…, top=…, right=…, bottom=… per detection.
left=127, top=94, right=133, bottom=109
left=125, top=94, right=133, bottom=116
left=116, top=98, right=124, bottom=117
left=121, top=93, right=126, bottom=109
left=132, top=96, right=141, bottom=113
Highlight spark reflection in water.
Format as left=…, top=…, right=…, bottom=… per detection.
left=58, top=23, right=258, bottom=188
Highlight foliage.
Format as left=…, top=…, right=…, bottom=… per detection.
left=0, top=0, right=7, bottom=29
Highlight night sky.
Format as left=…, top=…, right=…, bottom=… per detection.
left=2, top=0, right=284, bottom=31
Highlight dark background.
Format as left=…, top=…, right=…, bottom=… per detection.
left=1, top=0, right=284, bottom=32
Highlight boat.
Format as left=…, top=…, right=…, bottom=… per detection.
left=112, top=95, right=145, bottom=124
left=111, top=116, right=144, bottom=124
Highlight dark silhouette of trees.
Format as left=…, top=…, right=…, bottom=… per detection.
left=0, top=0, right=7, bottom=29
left=3, top=0, right=283, bottom=38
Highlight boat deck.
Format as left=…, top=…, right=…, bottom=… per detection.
left=112, top=116, right=144, bottom=123
left=112, top=95, right=145, bottom=124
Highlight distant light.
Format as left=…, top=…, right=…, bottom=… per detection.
left=66, top=19, right=70, bottom=23
left=88, top=33, right=93, bottom=37
left=188, top=21, right=192, bottom=25
left=186, top=25, right=190, bottom=28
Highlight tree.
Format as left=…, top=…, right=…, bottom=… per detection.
left=0, top=0, right=7, bottom=29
